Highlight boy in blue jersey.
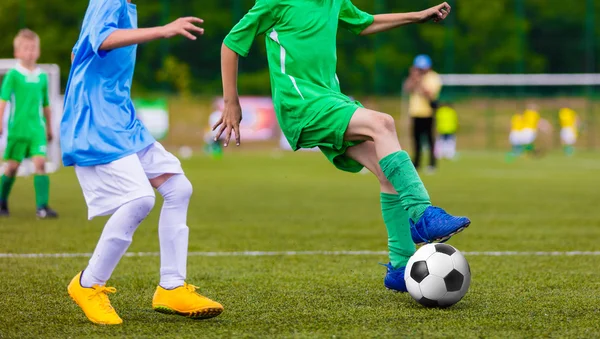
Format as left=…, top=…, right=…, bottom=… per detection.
left=62, top=0, right=222, bottom=325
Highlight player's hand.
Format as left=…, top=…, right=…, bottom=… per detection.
left=212, top=101, right=242, bottom=147
left=47, top=129, right=53, bottom=142
left=419, top=2, right=451, bottom=23
left=162, top=17, right=204, bottom=40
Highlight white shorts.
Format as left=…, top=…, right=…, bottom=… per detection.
left=521, top=129, right=537, bottom=145
left=509, top=131, right=524, bottom=146
left=560, top=128, right=577, bottom=145
left=75, top=142, right=183, bottom=220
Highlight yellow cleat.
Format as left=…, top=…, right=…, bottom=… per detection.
left=152, top=283, right=223, bottom=319
left=67, top=272, right=123, bottom=325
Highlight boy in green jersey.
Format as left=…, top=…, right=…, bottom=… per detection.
left=216, top=1, right=470, bottom=292
left=0, top=29, right=58, bottom=218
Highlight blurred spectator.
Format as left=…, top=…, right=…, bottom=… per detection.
left=403, top=55, right=442, bottom=173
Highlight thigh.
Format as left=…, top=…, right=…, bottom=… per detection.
left=75, top=154, right=155, bottom=220
left=4, top=139, right=27, bottom=162
left=343, top=107, right=390, bottom=141
left=28, top=135, right=47, bottom=159
left=137, top=142, right=184, bottom=180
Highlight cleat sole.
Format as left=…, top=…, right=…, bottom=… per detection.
left=153, top=305, right=223, bottom=319
left=415, top=221, right=471, bottom=246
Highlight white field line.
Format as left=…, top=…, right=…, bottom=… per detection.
left=1, top=250, right=600, bottom=259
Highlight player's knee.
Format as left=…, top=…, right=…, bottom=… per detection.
left=130, top=196, right=156, bottom=218
left=372, top=113, right=396, bottom=135
left=159, top=175, right=193, bottom=203
left=5, top=163, right=19, bottom=176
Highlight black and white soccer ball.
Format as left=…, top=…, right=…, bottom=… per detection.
left=404, top=243, right=471, bottom=308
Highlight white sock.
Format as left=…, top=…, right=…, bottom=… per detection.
left=157, top=175, right=192, bottom=289
left=81, top=196, right=155, bottom=288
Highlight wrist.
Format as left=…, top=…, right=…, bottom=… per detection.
left=157, top=26, right=169, bottom=39
left=223, top=95, right=240, bottom=105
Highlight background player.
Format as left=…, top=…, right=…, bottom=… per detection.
left=215, top=0, right=470, bottom=293
left=0, top=29, right=57, bottom=218
left=558, top=106, right=579, bottom=156
left=435, top=103, right=458, bottom=160
left=521, top=103, right=552, bottom=156
left=62, top=0, right=222, bottom=325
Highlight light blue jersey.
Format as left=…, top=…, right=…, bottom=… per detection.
left=61, top=0, right=154, bottom=167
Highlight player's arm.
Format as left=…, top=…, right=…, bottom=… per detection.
left=0, top=71, right=14, bottom=137
left=41, top=75, right=53, bottom=142
left=43, top=106, right=53, bottom=142
left=215, top=44, right=243, bottom=147
left=213, top=0, right=276, bottom=147
left=0, top=101, right=6, bottom=136
left=359, top=3, right=451, bottom=35
left=99, top=18, right=204, bottom=51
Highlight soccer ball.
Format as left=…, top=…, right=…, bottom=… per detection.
left=405, top=243, right=471, bottom=308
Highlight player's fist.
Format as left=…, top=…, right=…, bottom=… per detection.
left=419, top=2, right=451, bottom=23
left=162, top=17, right=204, bottom=40
left=213, top=100, right=243, bottom=147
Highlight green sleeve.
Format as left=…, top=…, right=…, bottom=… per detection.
left=339, top=0, right=374, bottom=35
left=41, top=73, right=50, bottom=107
left=0, top=70, right=15, bottom=102
left=223, top=0, right=277, bottom=57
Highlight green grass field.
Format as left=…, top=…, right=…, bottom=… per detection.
left=1, top=150, right=600, bottom=338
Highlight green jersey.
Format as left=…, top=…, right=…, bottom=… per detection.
left=224, top=0, right=373, bottom=148
left=0, top=64, right=50, bottom=139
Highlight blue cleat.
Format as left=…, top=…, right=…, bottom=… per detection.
left=410, top=206, right=470, bottom=246
left=383, top=263, right=408, bottom=292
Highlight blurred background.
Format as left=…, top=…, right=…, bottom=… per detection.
left=0, top=0, right=598, bottom=158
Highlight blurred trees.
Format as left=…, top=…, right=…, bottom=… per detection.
left=0, top=0, right=597, bottom=95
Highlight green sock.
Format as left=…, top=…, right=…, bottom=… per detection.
left=379, top=151, right=431, bottom=222
left=381, top=193, right=416, bottom=268
left=0, top=175, right=16, bottom=201
left=34, top=175, right=50, bottom=208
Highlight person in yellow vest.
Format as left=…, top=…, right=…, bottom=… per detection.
left=509, top=112, right=525, bottom=156
left=558, top=107, right=579, bottom=156
left=403, top=55, right=442, bottom=173
left=517, top=104, right=552, bottom=155
left=435, top=103, right=458, bottom=160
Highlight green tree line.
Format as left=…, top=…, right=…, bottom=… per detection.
left=0, top=0, right=598, bottom=95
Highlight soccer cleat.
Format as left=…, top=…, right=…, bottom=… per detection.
left=0, top=201, right=8, bottom=217
left=152, top=283, right=223, bottom=319
left=410, top=206, right=471, bottom=246
left=36, top=206, right=58, bottom=219
left=383, top=263, right=408, bottom=292
left=67, top=272, right=123, bottom=325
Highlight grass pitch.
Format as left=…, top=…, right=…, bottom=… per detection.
left=1, top=150, right=600, bottom=338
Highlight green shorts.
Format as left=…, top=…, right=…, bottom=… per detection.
left=296, top=100, right=364, bottom=173
left=3, top=136, right=47, bottom=162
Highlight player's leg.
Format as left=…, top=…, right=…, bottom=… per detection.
left=424, top=117, right=436, bottom=171
left=346, top=142, right=415, bottom=292
left=31, top=155, right=58, bottom=218
left=68, top=154, right=156, bottom=325
left=345, top=107, right=470, bottom=245
left=561, top=128, right=576, bottom=156
left=412, top=118, right=422, bottom=169
left=0, top=139, right=27, bottom=216
left=0, top=161, right=20, bottom=216
left=139, top=143, right=223, bottom=319
left=448, top=134, right=457, bottom=159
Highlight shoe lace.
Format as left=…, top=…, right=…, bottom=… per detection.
left=184, top=283, right=199, bottom=294
left=89, top=285, right=117, bottom=313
